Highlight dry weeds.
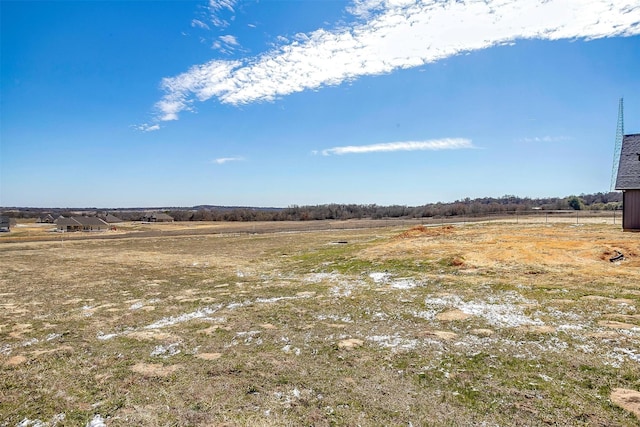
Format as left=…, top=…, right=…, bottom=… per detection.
left=1, top=221, right=639, bottom=426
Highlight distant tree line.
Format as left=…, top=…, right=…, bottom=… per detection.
left=2, top=192, right=622, bottom=221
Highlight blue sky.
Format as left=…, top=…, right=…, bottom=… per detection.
left=1, top=0, right=639, bottom=208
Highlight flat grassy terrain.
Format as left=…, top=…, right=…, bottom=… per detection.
left=1, top=222, right=639, bottom=426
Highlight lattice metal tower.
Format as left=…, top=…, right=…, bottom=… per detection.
left=610, top=98, right=624, bottom=191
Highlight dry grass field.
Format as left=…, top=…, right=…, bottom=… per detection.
left=1, top=221, right=639, bottom=426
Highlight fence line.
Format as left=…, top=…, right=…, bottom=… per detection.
left=409, top=210, right=621, bottom=227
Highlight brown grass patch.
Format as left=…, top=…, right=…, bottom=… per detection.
left=516, top=325, right=556, bottom=334
left=195, top=352, right=222, bottom=361
left=598, top=320, right=638, bottom=330
left=126, top=331, right=179, bottom=341
left=130, top=363, right=181, bottom=377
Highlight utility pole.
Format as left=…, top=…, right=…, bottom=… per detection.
left=610, top=98, right=624, bottom=191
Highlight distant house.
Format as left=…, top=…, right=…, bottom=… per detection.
left=615, top=133, right=640, bottom=231
left=101, top=213, right=123, bottom=223
left=0, top=216, right=13, bottom=232
left=142, top=212, right=174, bottom=222
left=37, top=214, right=55, bottom=223
left=55, top=216, right=109, bottom=232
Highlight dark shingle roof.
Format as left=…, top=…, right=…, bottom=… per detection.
left=615, top=134, right=640, bottom=190
left=55, top=216, right=108, bottom=227
left=74, top=217, right=108, bottom=226
left=55, top=217, right=81, bottom=227
left=153, top=213, right=174, bottom=221
left=103, top=214, right=123, bottom=223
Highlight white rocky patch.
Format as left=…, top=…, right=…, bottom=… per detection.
left=369, top=272, right=391, bottom=283
left=229, top=330, right=262, bottom=347
left=145, top=305, right=222, bottom=329
left=16, top=414, right=66, bottom=427
left=305, top=272, right=342, bottom=283
left=425, top=293, right=543, bottom=328
left=0, top=344, right=11, bottom=355
left=316, top=314, right=353, bottom=323
left=86, top=414, right=106, bottom=427
left=412, top=310, right=437, bottom=320
left=390, top=279, right=418, bottom=289
left=129, top=302, right=144, bottom=310
left=281, top=344, right=301, bottom=355
left=96, top=332, right=118, bottom=341
left=46, top=333, right=62, bottom=341
left=366, top=334, right=419, bottom=351
left=613, top=347, right=640, bottom=364
left=151, top=343, right=181, bottom=358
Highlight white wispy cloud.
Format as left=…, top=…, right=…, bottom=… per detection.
left=213, top=156, right=244, bottom=164
left=207, top=0, right=237, bottom=28
left=155, top=0, right=640, bottom=121
left=132, top=123, right=161, bottom=132
left=213, top=34, right=241, bottom=53
left=191, top=19, right=210, bottom=30
left=519, top=136, right=573, bottom=143
left=321, top=138, right=474, bottom=156
left=219, top=34, right=239, bottom=46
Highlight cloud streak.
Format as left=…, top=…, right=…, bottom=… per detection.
left=206, top=0, right=237, bottom=28
left=154, top=0, right=640, bottom=121
left=133, top=123, right=161, bottom=132
left=518, top=136, right=573, bottom=143
left=321, top=138, right=474, bottom=156
left=213, top=156, right=244, bottom=164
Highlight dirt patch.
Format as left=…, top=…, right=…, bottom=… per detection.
left=326, top=323, right=347, bottom=328
left=338, top=338, right=364, bottom=349
left=597, top=320, right=638, bottom=330
left=396, top=225, right=455, bottom=239
left=423, top=330, right=458, bottom=340
left=130, top=363, right=181, bottom=377
left=260, top=323, right=277, bottom=330
left=8, top=323, right=32, bottom=339
left=1, top=304, right=28, bottom=315
left=199, top=325, right=229, bottom=335
left=4, top=355, right=27, bottom=366
left=126, top=331, right=179, bottom=341
left=362, top=223, right=640, bottom=277
left=436, top=309, right=471, bottom=321
left=603, top=314, right=640, bottom=324
left=610, top=388, right=640, bottom=419
left=31, top=346, right=73, bottom=357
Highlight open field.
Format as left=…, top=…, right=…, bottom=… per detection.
left=1, top=221, right=639, bottom=426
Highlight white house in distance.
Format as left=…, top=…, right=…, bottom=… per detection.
left=615, top=133, right=640, bottom=231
